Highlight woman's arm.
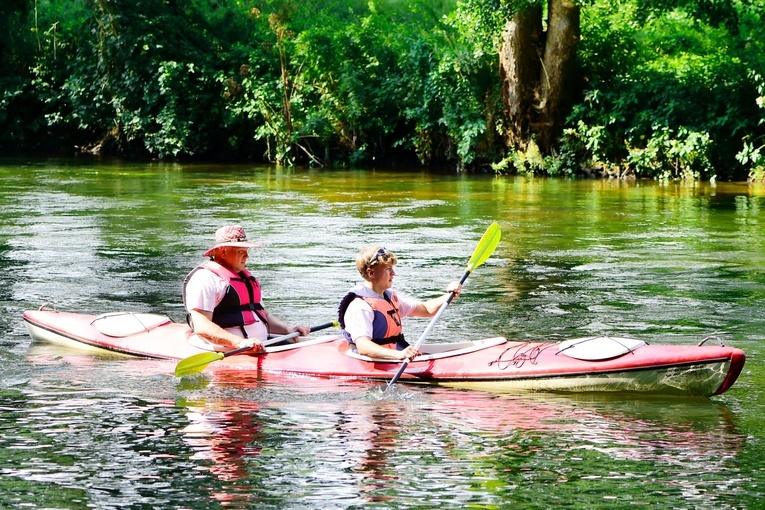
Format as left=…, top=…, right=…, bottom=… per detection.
left=354, top=337, right=419, bottom=360
left=409, top=281, right=463, bottom=317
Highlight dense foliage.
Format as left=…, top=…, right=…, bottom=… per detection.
left=565, top=0, right=765, bottom=180
left=0, top=0, right=763, bottom=179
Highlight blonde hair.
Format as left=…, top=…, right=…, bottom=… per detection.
left=356, top=245, right=397, bottom=280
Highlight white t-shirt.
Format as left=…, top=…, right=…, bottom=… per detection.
left=342, top=283, right=419, bottom=342
left=184, top=268, right=268, bottom=342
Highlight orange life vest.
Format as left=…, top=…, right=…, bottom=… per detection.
left=338, top=289, right=407, bottom=349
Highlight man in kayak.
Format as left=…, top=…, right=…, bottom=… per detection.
left=338, top=245, right=462, bottom=360
left=183, top=225, right=310, bottom=352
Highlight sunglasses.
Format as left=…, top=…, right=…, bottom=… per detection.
left=368, top=247, right=387, bottom=266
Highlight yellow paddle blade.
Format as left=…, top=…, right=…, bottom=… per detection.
left=466, top=222, right=501, bottom=273
left=174, top=351, right=225, bottom=377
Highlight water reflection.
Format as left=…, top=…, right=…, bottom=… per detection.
left=170, top=381, right=747, bottom=508
left=180, top=401, right=263, bottom=483
left=12, top=336, right=757, bottom=508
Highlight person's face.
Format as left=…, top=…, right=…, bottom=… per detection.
left=218, top=247, right=250, bottom=273
left=368, top=263, right=396, bottom=290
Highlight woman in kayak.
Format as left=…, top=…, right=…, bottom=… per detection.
left=182, top=225, right=310, bottom=352
left=338, top=245, right=462, bottom=360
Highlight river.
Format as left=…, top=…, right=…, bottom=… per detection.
left=1, top=158, right=764, bottom=508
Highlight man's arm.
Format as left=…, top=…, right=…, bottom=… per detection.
left=189, top=309, right=261, bottom=351
left=263, top=310, right=310, bottom=336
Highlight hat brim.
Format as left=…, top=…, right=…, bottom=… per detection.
left=203, top=241, right=262, bottom=257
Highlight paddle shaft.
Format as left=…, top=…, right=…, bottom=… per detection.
left=385, top=270, right=469, bottom=389
left=174, top=320, right=337, bottom=377
left=384, top=221, right=501, bottom=390
left=223, top=320, right=337, bottom=357
left=220, top=332, right=300, bottom=359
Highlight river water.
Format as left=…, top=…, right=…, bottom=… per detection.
left=1, top=159, right=764, bottom=508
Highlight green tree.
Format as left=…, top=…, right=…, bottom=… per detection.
left=2, top=0, right=762, bottom=177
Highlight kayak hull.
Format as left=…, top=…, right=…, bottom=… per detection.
left=22, top=308, right=746, bottom=396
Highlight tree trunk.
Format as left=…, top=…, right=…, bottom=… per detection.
left=536, top=0, right=580, bottom=153
left=499, top=5, right=542, bottom=152
left=499, top=0, right=580, bottom=156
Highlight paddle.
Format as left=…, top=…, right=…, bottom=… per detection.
left=385, top=222, right=502, bottom=390
left=174, top=320, right=337, bottom=377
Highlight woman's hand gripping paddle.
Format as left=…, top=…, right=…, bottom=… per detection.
left=174, top=321, right=337, bottom=377
left=385, top=222, right=501, bottom=391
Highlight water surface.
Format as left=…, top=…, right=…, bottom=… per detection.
left=1, top=159, right=764, bottom=508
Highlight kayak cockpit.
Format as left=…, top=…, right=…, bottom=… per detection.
left=345, top=336, right=508, bottom=363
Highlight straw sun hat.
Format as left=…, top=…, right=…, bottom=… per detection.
left=203, top=225, right=262, bottom=257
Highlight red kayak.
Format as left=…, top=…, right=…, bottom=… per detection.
left=22, top=306, right=746, bottom=396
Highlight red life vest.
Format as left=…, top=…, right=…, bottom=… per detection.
left=183, top=261, right=268, bottom=335
left=337, top=289, right=407, bottom=349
